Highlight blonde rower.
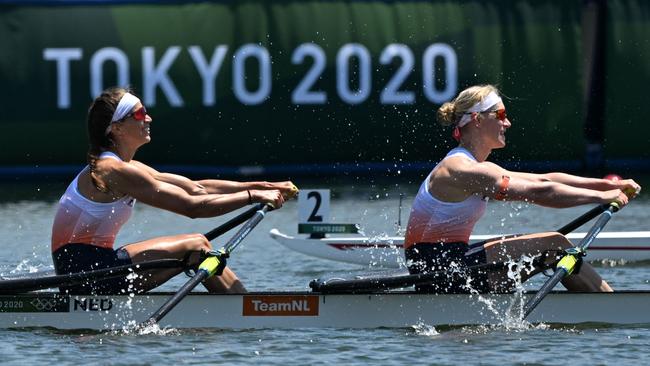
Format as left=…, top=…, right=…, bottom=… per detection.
left=404, top=84, right=640, bottom=293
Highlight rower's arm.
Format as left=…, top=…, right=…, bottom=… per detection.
left=107, top=163, right=283, bottom=218
left=130, top=160, right=297, bottom=198
left=130, top=161, right=207, bottom=196
left=196, top=179, right=298, bottom=198
left=457, top=162, right=623, bottom=208
left=499, top=167, right=640, bottom=196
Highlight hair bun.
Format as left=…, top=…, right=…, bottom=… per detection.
left=436, top=102, right=457, bottom=127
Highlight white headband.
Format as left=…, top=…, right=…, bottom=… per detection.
left=111, top=92, right=140, bottom=122
left=457, top=91, right=503, bottom=128
left=105, top=92, right=141, bottom=135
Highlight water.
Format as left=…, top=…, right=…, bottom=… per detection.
left=1, top=180, right=649, bottom=365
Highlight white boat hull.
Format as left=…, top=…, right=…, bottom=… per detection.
left=1, top=291, right=649, bottom=330
left=270, top=229, right=650, bottom=268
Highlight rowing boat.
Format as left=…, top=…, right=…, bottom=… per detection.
left=1, top=290, right=649, bottom=330
left=0, top=205, right=646, bottom=331
left=270, top=229, right=650, bottom=267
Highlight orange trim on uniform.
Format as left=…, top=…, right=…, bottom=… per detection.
left=494, top=175, right=510, bottom=200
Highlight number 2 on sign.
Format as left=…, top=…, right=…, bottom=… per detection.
left=307, top=192, right=323, bottom=222
left=298, top=189, right=330, bottom=224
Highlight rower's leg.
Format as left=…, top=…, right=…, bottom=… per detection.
left=121, top=233, right=246, bottom=294
left=483, top=232, right=612, bottom=292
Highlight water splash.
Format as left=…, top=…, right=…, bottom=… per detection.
left=109, top=319, right=179, bottom=336
left=411, top=321, right=440, bottom=336
left=365, top=233, right=405, bottom=268
left=9, top=259, right=50, bottom=274
left=458, top=255, right=544, bottom=332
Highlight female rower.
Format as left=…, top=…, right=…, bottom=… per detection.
left=51, top=87, right=297, bottom=295
left=404, top=84, right=641, bottom=294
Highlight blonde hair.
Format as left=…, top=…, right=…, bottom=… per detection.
left=436, top=85, right=501, bottom=127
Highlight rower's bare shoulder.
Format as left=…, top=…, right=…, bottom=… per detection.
left=454, top=160, right=504, bottom=177
left=440, top=156, right=483, bottom=176
left=439, top=160, right=505, bottom=193
left=96, top=159, right=150, bottom=185
left=130, top=159, right=154, bottom=170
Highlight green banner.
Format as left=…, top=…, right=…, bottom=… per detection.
left=0, top=1, right=588, bottom=168
left=605, top=0, right=650, bottom=159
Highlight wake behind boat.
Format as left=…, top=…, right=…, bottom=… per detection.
left=1, top=290, right=650, bottom=330
left=270, top=229, right=650, bottom=268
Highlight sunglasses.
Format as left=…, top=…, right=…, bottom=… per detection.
left=122, top=106, right=148, bottom=121
left=105, top=106, right=149, bottom=135
left=485, top=108, right=507, bottom=121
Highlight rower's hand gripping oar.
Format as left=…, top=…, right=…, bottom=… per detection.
left=522, top=202, right=620, bottom=319
left=144, top=204, right=273, bottom=326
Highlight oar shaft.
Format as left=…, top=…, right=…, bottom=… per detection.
left=575, top=207, right=615, bottom=251
left=147, top=269, right=210, bottom=324
left=204, top=203, right=265, bottom=241
left=222, top=205, right=271, bottom=254
left=523, top=268, right=566, bottom=318
left=557, top=204, right=609, bottom=235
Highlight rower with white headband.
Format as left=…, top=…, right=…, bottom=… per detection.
left=403, top=84, right=639, bottom=294
left=51, top=87, right=299, bottom=295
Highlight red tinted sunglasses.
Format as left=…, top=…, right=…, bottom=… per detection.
left=487, top=108, right=507, bottom=121
left=123, top=106, right=148, bottom=121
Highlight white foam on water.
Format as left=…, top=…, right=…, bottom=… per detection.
left=9, top=259, right=49, bottom=274
left=411, top=321, right=440, bottom=336
left=106, top=319, right=179, bottom=336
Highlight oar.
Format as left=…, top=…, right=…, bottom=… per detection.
left=143, top=204, right=272, bottom=326
left=522, top=202, right=619, bottom=319
left=204, top=203, right=265, bottom=240
left=556, top=203, right=610, bottom=235
left=311, top=204, right=613, bottom=294
left=0, top=204, right=265, bottom=294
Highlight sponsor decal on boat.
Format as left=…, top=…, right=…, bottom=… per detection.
left=242, top=295, right=319, bottom=316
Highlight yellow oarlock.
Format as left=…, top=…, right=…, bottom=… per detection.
left=556, top=254, right=579, bottom=276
